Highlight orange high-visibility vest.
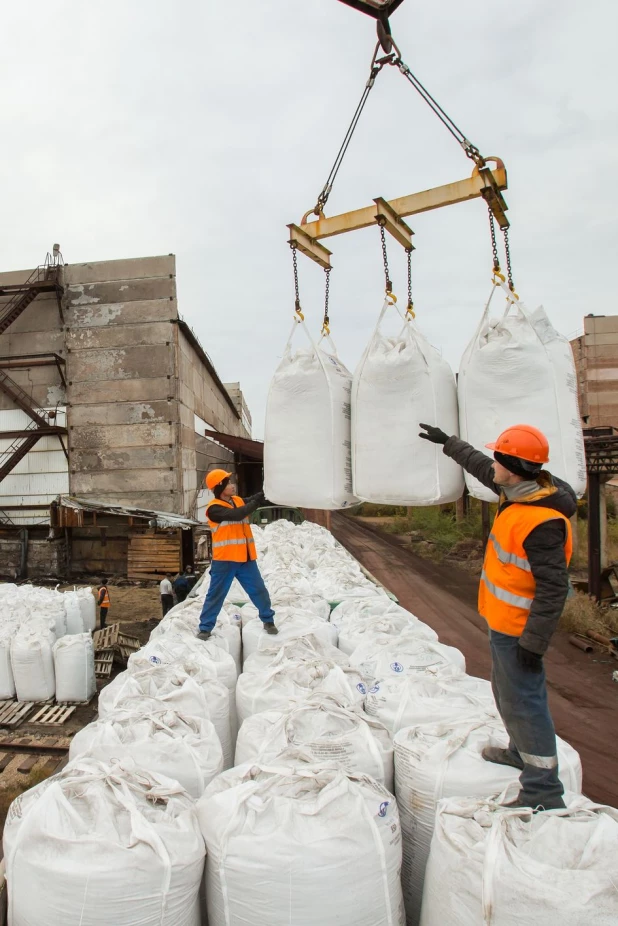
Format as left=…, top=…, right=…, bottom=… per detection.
left=206, top=496, right=257, bottom=563
left=98, top=586, right=110, bottom=608
left=479, top=504, right=572, bottom=637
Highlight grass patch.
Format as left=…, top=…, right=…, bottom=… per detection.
left=560, top=591, right=618, bottom=638
left=379, top=499, right=494, bottom=557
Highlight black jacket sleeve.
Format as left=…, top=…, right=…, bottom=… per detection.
left=208, top=493, right=264, bottom=524
left=520, top=519, right=570, bottom=655
left=443, top=436, right=500, bottom=496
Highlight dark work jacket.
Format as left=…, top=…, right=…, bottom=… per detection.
left=444, top=436, right=577, bottom=655
left=207, top=493, right=264, bottom=525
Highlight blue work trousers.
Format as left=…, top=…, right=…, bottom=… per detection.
left=489, top=629, right=565, bottom=809
left=199, top=559, right=274, bottom=633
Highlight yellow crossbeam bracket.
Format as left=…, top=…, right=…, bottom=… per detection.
left=373, top=197, right=414, bottom=250
left=287, top=224, right=333, bottom=270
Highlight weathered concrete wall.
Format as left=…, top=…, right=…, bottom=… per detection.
left=65, top=256, right=182, bottom=511
left=571, top=316, right=618, bottom=428
left=0, top=535, right=67, bottom=580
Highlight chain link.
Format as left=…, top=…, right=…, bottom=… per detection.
left=406, top=247, right=414, bottom=316
left=488, top=208, right=500, bottom=275
left=322, top=267, right=331, bottom=333
left=290, top=244, right=303, bottom=318
left=502, top=227, right=514, bottom=292
left=379, top=223, right=393, bottom=294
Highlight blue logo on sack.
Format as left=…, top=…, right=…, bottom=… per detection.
left=390, top=662, right=403, bottom=673
left=378, top=801, right=390, bottom=817
left=149, top=656, right=162, bottom=665
left=356, top=682, right=367, bottom=695
left=369, top=684, right=380, bottom=694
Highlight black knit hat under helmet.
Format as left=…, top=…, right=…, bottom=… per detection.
left=494, top=451, right=543, bottom=479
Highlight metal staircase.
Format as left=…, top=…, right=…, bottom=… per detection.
left=0, top=250, right=64, bottom=336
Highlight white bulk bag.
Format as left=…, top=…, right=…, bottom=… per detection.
left=365, top=669, right=495, bottom=733
left=63, top=590, right=85, bottom=634
left=76, top=586, right=97, bottom=632
left=236, top=659, right=367, bottom=725
left=331, top=597, right=420, bottom=632
left=197, top=764, right=404, bottom=926
left=242, top=609, right=338, bottom=664
left=338, top=612, right=437, bottom=657
left=4, top=757, right=205, bottom=926
left=420, top=793, right=618, bottom=926
left=70, top=708, right=224, bottom=798
left=48, top=605, right=67, bottom=639
left=264, top=322, right=358, bottom=509
left=11, top=624, right=55, bottom=701
left=235, top=694, right=394, bottom=790
left=243, top=634, right=348, bottom=676
left=350, top=633, right=466, bottom=686
left=458, top=284, right=586, bottom=501
left=159, top=599, right=242, bottom=674
left=394, top=716, right=583, bottom=926
left=0, top=625, right=17, bottom=700
left=352, top=299, right=463, bottom=504
left=53, top=633, right=96, bottom=703
left=241, top=597, right=330, bottom=628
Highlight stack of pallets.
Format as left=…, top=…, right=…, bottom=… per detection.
left=93, top=623, right=141, bottom=676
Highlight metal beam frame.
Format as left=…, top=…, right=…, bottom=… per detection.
left=289, top=163, right=507, bottom=268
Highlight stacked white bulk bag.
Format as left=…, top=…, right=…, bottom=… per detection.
left=0, top=624, right=17, bottom=700
left=264, top=323, right=358, bottom=509
left=331, top=597, right=420, bottom=633
left=157, top=599, right=242, bottom=674
left=53, top=633, right=96, bottom=703
left=241, top=596, right=331, bottom=627
left=394, top=716, right=583, bottom=926
left=63, top=590, right=84, bottom=634
left=311, top=564, right=387, bottom=603
left=70, top=708, right=224, bottom=798
left=352, top=299, right=464, bottom=504
left=236, top=658, right=367, bottom=725
left=420, top=793, right=618, bottom=926
left=242, top=609, right=338, bottom=664
left=365, top=669, right=495, bottom=733
left=349, top=633, right=466, bottom=686
left=338, top=611, right=437, bottom=657
left=243, top=634, right=348, bottom=676
left=197, top=764, right=404, bottom=926
left=458, top=285, right=586, bottom=501
left=3, top=757, right=205, bottom=926
left=76, top=586, right=97, bottom=632
left=11, top=624, right=56, bottom=701
left=235, top=694, right=394, bottom=790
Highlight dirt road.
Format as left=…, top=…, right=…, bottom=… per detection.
left=333, top=513, right=618, bottom=807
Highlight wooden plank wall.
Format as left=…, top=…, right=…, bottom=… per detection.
left=127, top=531, right=182, bottom=580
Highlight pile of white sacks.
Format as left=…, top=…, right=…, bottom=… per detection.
left=4, top=521, right=617, bottom=926
left=0, top=583, right=96, bottom=703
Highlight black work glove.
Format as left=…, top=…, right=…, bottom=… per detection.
left=516, top=644, right=543, bottom=674
left=419, top=423, right=449, bottom=445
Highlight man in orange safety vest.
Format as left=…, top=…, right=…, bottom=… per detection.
left=419, top=422, right=576, bottom=811
left=197, top=469, right=278, bottom=641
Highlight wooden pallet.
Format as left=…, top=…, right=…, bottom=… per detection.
left=93, top=623, right=140, bottom=654
left=0, top=701, right=34, bottom=729
left=95, top=649, right=114, bottom=677
left=29, top=705, right=76, bottom=726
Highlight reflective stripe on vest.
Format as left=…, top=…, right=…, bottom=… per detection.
left=479, top=502, right=572, bottom=637
left=212, top=537, right=256, bottom=548
left=206, top=495, right=257, bottom=563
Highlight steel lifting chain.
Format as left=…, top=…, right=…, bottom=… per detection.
left=502, top=226, right=515, bottom=293
left=322, top=267, right=331, bottom=335
left=488, top=208, right=501, bottom=277
left=379, top=222, right=393, bottom=295
left=405, top=247, right=414, bottom=317
left=290, top=244, right=304, bottom=320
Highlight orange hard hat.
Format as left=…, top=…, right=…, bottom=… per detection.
left=486, top=425, right=549, bottom=464
left=205, top=469, right=232, bottom=491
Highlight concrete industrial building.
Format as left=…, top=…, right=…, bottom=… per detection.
left=0, top=252, right=252, bottom=578
left=571, top=315, right=618, bottom=428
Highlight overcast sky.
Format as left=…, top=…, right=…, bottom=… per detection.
left=2, top=0, right=616, bottom=438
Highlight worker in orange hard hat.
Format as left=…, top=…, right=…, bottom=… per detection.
left=419, top=422, right=576, bottom=811
left=197, top=469, right=278, bottom=641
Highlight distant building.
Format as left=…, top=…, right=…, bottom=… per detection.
left=571, top=315, right=618, bottom=428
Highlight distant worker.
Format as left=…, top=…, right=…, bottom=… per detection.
left=185, top=565, right=198, bottom=594
left=419, top=422, right=575, bottom=811
left=97, top=580, right=110, bottom=630
left=197, top=469, right=277, bottom=641
left=160, top=573, right=174, bottom=617
left=173, top=570, right=190, bottom=603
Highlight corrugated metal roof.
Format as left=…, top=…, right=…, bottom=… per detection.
left=58, top=495, right=198, bottom=529
left=203, top=429, right=264, bottom=461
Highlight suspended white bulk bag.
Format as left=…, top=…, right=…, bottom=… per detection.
left=11, top=624, right=56, bottom=702
left=365, top=669, right=495, bottom=733
left=4, top=757, right=205, bottom=926
left=420, top=793, right=618, bottom=926
left=349, top=633, right=466, bottom=686
left=243, top=634, right=348, bottom=676
left=242, top=610, right=337, bottom=665
left=338, top=612, right=437, bottom=657
left=394, top=716, right=583, bottom=926
left=76, top=586, right=97, bottom=632
left=352, top=299, right=463, bottom=504
left=197, top=764, right=404, bottom=926
left=236, top=659, right=367, bottom=725
left=235, top=694, right=394, bottom=790
left=70, top=708, right=224, bottom=798
left=0, top=625, right=17, bottom=700
left=458, top=286, right=586, bottom=501
left=63, top=590, right=85, bottom=634
left=53, top=633, right=96, bottom=703
left=241, top=597, right=330, bottom=628
left=264, top=323, right=358, bottom=509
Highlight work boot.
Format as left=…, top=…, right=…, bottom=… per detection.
left=264, top=623, right=279, bottom=635
left=197, top=631, right=211, bottom=641
left=481, top=746, right=524, bottom=770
